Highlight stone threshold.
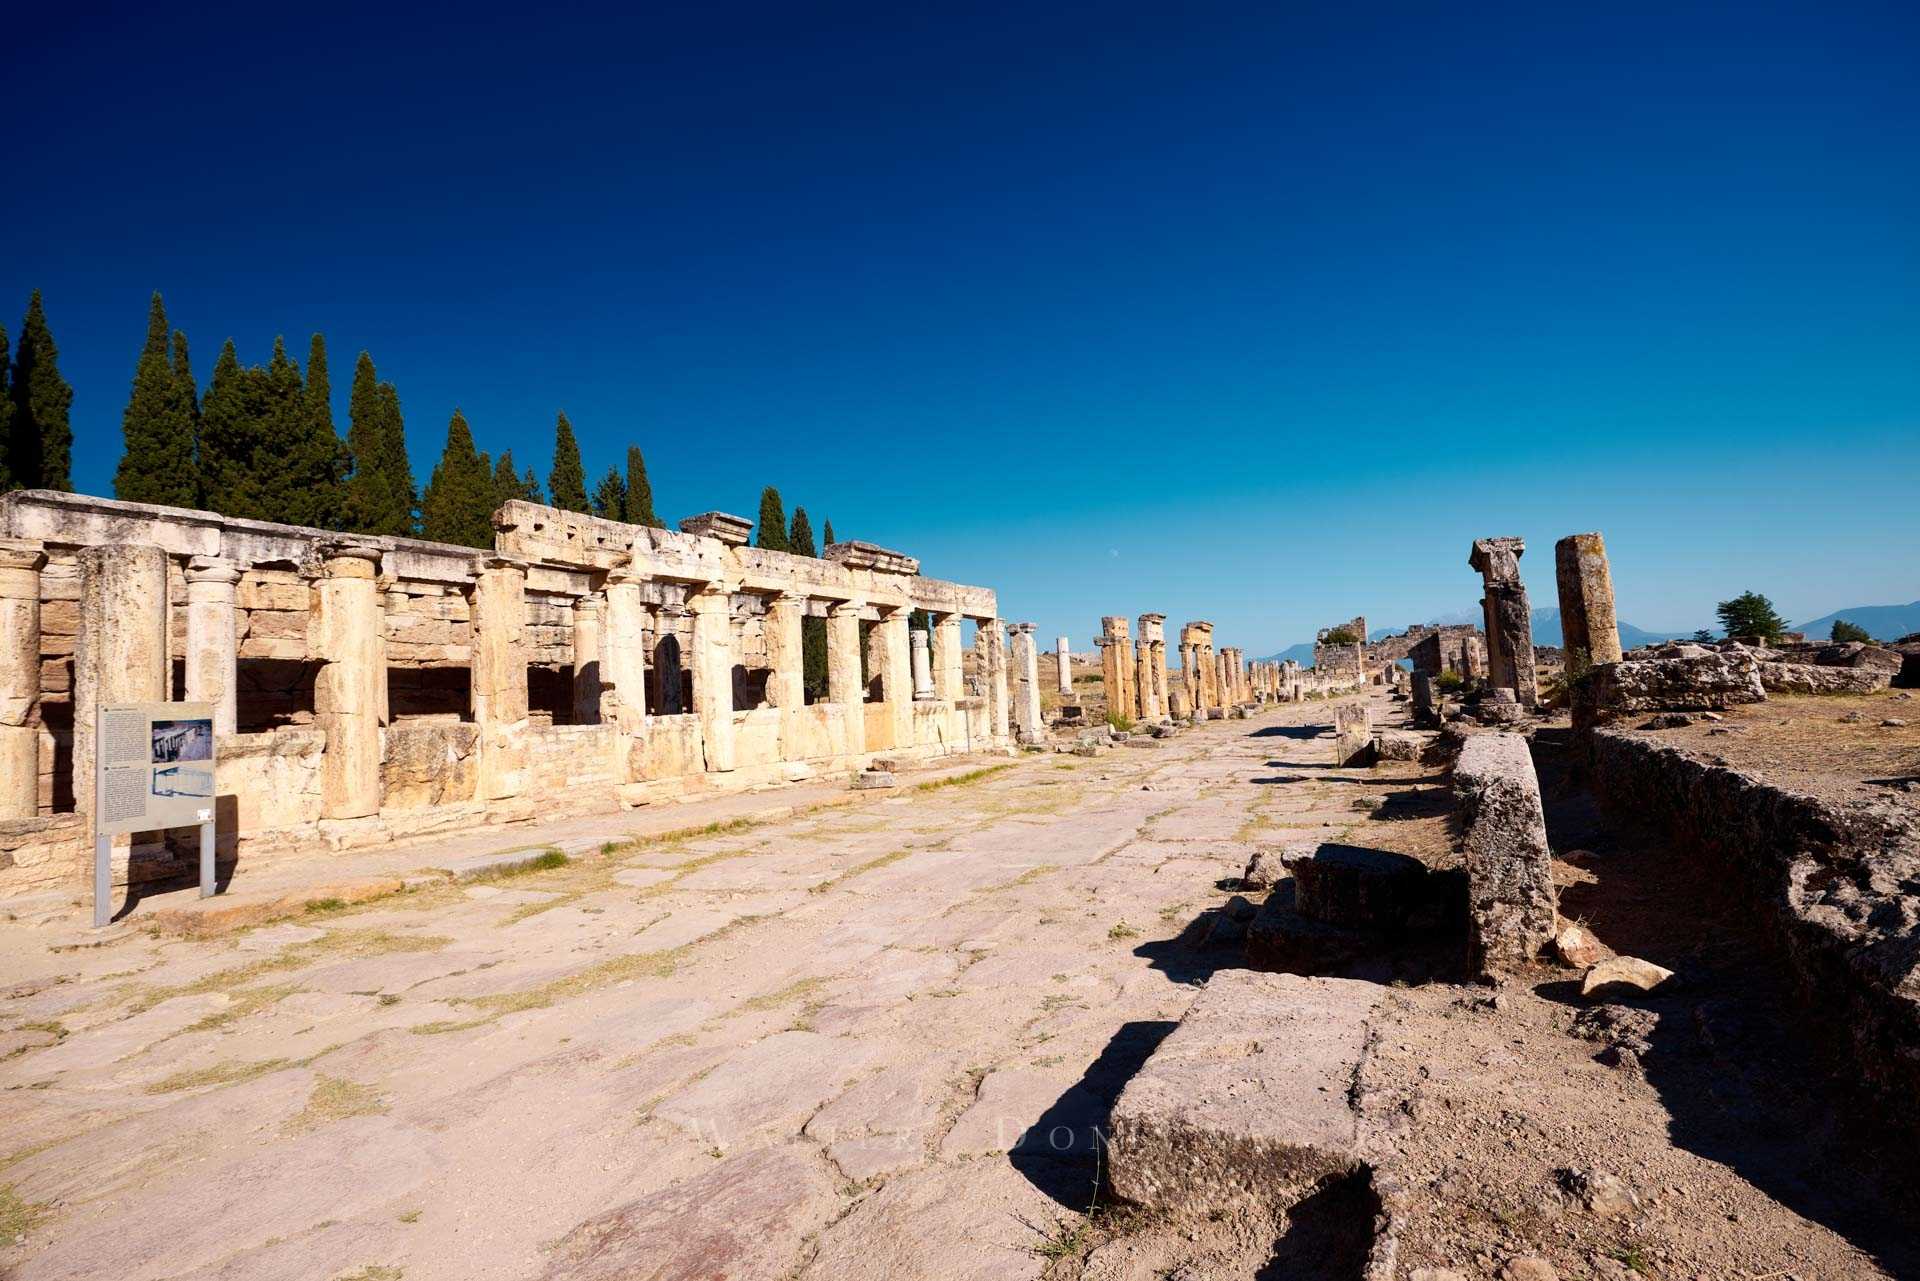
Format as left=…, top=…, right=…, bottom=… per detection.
left=9, top=752, right=1021, bottom=943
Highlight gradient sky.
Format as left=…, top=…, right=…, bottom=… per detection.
left=6, top=0, right=1917, bottom=653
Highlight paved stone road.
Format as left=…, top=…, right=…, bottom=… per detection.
left=1, top=700, right=1372, bottom=1281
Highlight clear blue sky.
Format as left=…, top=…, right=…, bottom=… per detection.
left=7, top=1, right=1917, bottom=652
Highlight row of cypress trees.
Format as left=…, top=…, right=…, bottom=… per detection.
left=107, top=293, right=673, bottom=550
left=0, top=291, right=76, bottom=493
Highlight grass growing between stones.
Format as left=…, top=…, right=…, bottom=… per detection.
left=284, top=1076, right=387, bottom=1134
left=0, top=1183, right=48, bottom=1240
left=122, top=928, right=451, bottom=1019
left=460, top=948, right=685, bottom=1017
left=912, top=764, right=1015, bottom=793
left=145, top=1057, right=291, bottom=1095
left=808, top=848, right=916, bottom=894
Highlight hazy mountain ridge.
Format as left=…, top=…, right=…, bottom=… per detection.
left=1257, top=597, right=1920, bottom=664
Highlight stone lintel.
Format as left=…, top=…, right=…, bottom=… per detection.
left=677, top=512, right=754, bottom=546
left=825, top=540, right=920, bottom=576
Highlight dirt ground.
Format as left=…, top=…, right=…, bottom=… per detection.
left=1624, top=687, right=1920, bottom=811
left=1, top=693, right=1910, bottom=1281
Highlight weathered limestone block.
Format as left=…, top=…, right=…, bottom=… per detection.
left=1757, top=661, right=1892, bottom=695
left=1574, top=650, right=1767, bottom=724
left=313, top=546, right=384, bottom=820
left=381, top=723, right=479, bottom=809
left=1108, top=970, right=1381, bottom=1215
left=1452, top=732, right=1556, bottom=971
left=0, top=539, right=44, bottom=819
left=1291, top=843, right=1431, bottom=931
left=1411, top=673, right=1440, bottom=728
left=1373, top=730, right=1423, bottom=761
left=235, top=575, right=310, bottom=612
left=1331, top=702, right=1373, bottom=766
left=1553, top=532, right=1623, bottom=671
left=184, top=556, right=240, bottom=736
left=76, top=544, right=170, bottom=840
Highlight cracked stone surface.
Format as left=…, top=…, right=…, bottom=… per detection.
left=0, top=702, right=1380, bottom=1281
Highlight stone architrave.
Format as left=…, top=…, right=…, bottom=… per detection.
left=1453, top=732, right=1556, bottom=971
left=829, top=602, right=867, bottom=758
left=0, top=539, right=45, bottom=819
left=472, top=557, right=531, bottom=801
left=571, top=595, right=605, bottom=724
left=313, top=545, right=383, bottom=820
left=183, top=556, right=239, bottom=737
left=1554, top=532, right=1622, bottom=672
left=1055, top=635, right=1073, bottom=700
left=910, top=627, right=937, bottom=700
left=1099, top=616, right=1134, bottom=722
left=1470, top=536, right=1537, bottom=707
left=687, top=583, right=736, bottom=772
left=1011, top=623, right=1043, bottom=743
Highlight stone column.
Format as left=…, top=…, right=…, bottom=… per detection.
left=828, top=602, right=866, bottom=758
left=1098, top=616, right=1134, bottom=722
left=472, top=557, right=529, bottom=801
left=875, top=606, right=914, bottom=749
left=313, top=545, right=383, bottom=820
left=1554, top=532, right=1622, bottom=672
left=933, top=613, right=964, bottom=700
left=0, top=540, right=44, bottom=820
left=1179, top=641, right=1198, bottom=716
left=765, top=592, right=806, bottom=710
left=602, top=564, right=650, bottom=738
left=0, top=540, right=45, bottom=820
left=571, top=595, right=604, bottom=724
left=910, top=627, right=936, bottom=700
left=75, top=545, right=169, bottom=855
left=184, top=557, right=240, bottom=737
left=1054, top=636, right=1073, bottom=701
left=1011, top=622, right=1043, bottom=742
left=687, top=583, right=736, bottom=772
left=979, top=619, right=1011, bottom=742
left=1470, top=537, right=1538, bottom=707
left=1137, top=614, right=1168, bottom=720
left=1133, top=640, right=1153, bottom=721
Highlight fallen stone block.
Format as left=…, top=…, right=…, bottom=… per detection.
left=1581, top=955, right=1674, bottom=998
left=1372, top=730, right=1423, bottom=761
left=1108, top=969, right=1381, bottom=1215
left=1332, top=703, right=1374, bottom=766
left=852, top=770, right=898, bottom=789
left=1574, top=651, right=1766, bottom=725
left=1553, top=923, right=1608, bottom=968
left=1452, top=733, right=1556, bottom=972
left=1292, top=843, right=1430, bottom=932
left=1757, top=661, right=1892, bottom=695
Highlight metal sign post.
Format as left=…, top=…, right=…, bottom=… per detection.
left=93, top=702, right=218, bottom=929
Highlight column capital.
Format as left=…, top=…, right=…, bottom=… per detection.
left=1011, top=621, right=1037, bottom=635
left=321, top=543, right=383, bottom=577
left=185, top=555, right=241, bottom=586
left=572, top=593, right=604, bottom=616
left=828, top=599, right=864, bottom=619
left=909, top=628, right=930, bottom=649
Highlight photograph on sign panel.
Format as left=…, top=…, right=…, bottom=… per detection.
left=152, top=764, right=214, bottom=799
left=152, top=718, right=213, bottom=764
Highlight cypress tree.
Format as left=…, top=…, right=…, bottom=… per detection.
left=756, top=486, right=789, bottom=552
left=549, top=413, right=588, bottom=512
left=9, top=291, right=74, bottom=490
left=114, top=292, right=198, bottom=506
left=625, top=444, right=661, bottom=527
left=823, top=518, right=836, bottom=546
left=420, top=410, right=494, bottom=548
left=790, top=507, right=827, bottom=701
left=0, top=326, right=12, bottom=491
left=171, top=330, right=200, bottom=503
left=198, top=340, right=261, bottom=517
left=376, top=382, right=416, bottom=534
left=591, top=466, right=627, bottom=520
left=343, top=352, right=382, bottom=531
left=259, top=337, right=343, bottom=528
left=494, top=449, right=541, bottom=507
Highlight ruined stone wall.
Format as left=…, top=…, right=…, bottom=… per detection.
left=0, top=491, right=1006, bottom=898
left=1589, top=727, right=1920, bottom=1141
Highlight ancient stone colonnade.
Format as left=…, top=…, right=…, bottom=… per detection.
left=1087, top=615, right=1289, bottom=723
left=0, top=491, right=1010, bottom=896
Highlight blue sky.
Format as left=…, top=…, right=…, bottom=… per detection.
left=6, top=0, right=1917, bottom=652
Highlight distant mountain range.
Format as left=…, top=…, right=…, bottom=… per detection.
left=1256, top=598, right=1919, bottom=666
